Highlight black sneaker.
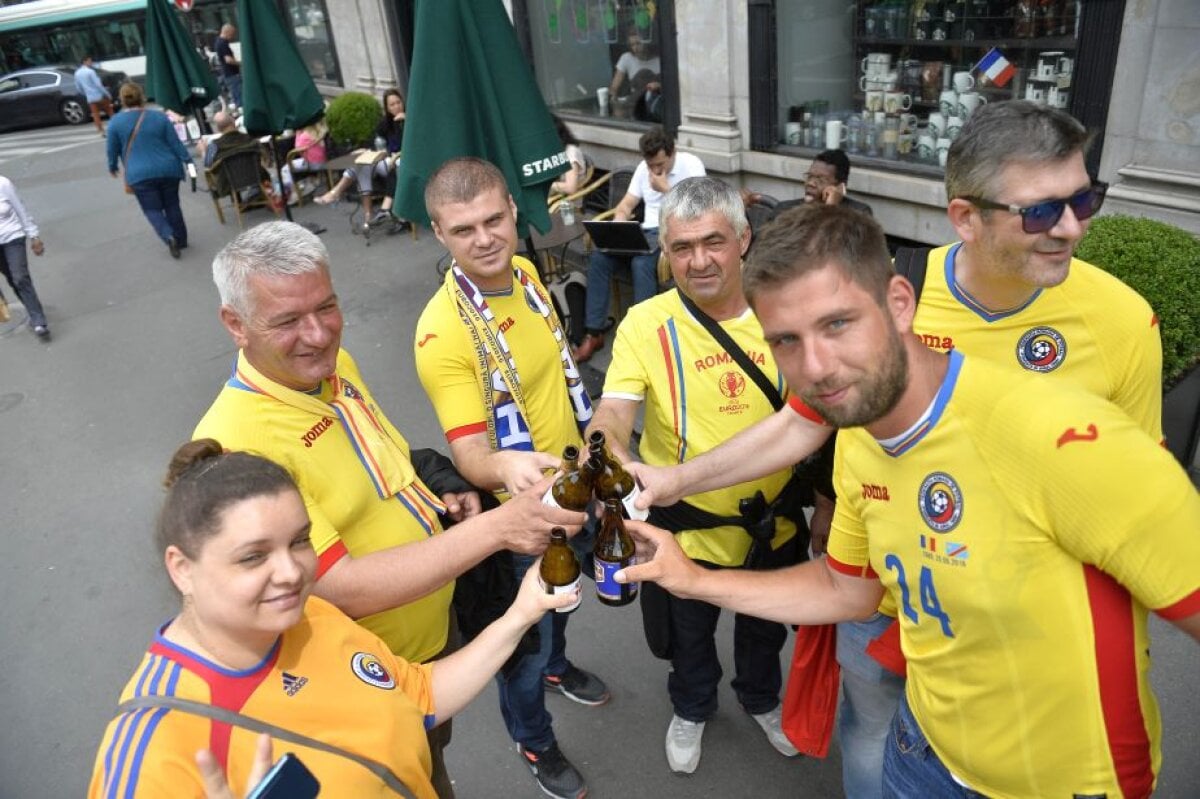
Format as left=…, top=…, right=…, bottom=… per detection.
left=517, top=743, right=587, bottom=799
left=543, top=663, right=610, bottom=706
left=167, top=236, right=181, bottom=259
left=33, top=324, right=50, bottom=339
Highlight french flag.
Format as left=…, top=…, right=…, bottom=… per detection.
left=976, top=47, right=1016, bottom=87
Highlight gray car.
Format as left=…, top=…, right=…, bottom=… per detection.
left=0, top=65, right=126, bottom=132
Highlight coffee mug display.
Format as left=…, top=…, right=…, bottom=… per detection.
left=1025, top=84, right=1046, bottom=102
left=928, top=112, right=946, bottom=139
left=884, top=91, right=912, bottom=113
left=947, top=115, right=964, bottom=139
left=861, top=52, right=892, bottom=75
left=939, top=89, right=958, bottom=116
left=917, top=133, right=936, bottom=161
left=952, top=71, right=975, bottom=93
left=825, top=119, right=847, bottom=150
left=957, top=92, right=987, bottom=117
left=1048, top=86, right=1070, bottom=109
left=1036, top=51, right=1063, bottom=81
left=937, top=137, right=952, bottom=167
left=1057, top=56, right=1074, bottom=78
left=785, top=122, right=802, bottom=145
left=865, top=90, right=884, bottom=113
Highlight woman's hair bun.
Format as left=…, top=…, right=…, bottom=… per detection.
left=163, top=439, right=224, bottom=488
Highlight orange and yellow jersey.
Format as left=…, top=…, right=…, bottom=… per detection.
left=194, top=350, right=452, bottom=663
left=913, top=243, right=1163, bottom=440
left=414, top=260, right=583, bottom=464
left=826, top=351, right=1200, bottom=798
left=88, top=598, right=438, bottom=799
left=604, top=290, right=796, bottom=565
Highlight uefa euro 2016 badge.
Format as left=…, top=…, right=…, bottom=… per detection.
left=351, top=652, right=397, bottom=690
left=1016, top=326, right=1066, bottom=372
left=918, top=472, right=963, bottom=533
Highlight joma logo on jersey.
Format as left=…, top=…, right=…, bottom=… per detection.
left=861, top=484, right=890, bottom=501
left=918, top=333, right=954, bottom=351
left=695, top=350, right=766, bottom=372
left=301, top=416, right=335, bottom=448
left=498, top=316, right=516, bottom=334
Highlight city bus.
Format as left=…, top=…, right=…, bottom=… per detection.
left=0, top=0, right=237, bottom=81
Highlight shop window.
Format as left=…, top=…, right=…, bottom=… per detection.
left=282, top=0, right=340, bottom=83
left=521, top=0, right=673, bottom=127
left=756, top=1, right=1103, bottom=176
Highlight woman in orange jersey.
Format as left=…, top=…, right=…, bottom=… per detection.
left=89, top=439, right=575, bottom=798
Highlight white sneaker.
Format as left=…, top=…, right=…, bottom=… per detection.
left=750, top=707, right=800, bottom=757
left=665, top=714, right=704, bottom=774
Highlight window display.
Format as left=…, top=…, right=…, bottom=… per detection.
left=772, top=1, right=1081, bottom=173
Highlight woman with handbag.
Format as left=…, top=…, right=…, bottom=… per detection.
left=106, top=82, right=194, bottom=259
left=88, top=439, right=574, bottom=798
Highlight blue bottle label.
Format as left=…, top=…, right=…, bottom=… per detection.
left=594, top=557, right=637, bottom=601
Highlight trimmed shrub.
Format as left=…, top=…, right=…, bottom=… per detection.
left=326, top=92, right=382, bottom=149
left=1075, top=214, right=1200, bottom=388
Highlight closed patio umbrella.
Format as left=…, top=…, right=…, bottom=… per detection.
left=143, top=0, right=220, bottom=133
left=394, top=0, right=568, bottom=243
left=235, top=0, right=325, bottom=225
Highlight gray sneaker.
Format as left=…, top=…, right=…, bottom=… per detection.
left=749, top=707, right=800, bottom=757
left=665, top=714, right=704, bottom=774
left=517, top=743, right=587, bottom=799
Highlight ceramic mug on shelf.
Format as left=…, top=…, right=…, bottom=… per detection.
left=927, top=111, right=946, bottom=139
left=1057, top=55, right=1074, bottom=78
left=952, top=71, right=975, bottom=93
left=1048, top=86, right=1070, bottom=109
left=937, top=136, right=952, bottom=167
left=939, top=89, right=958, bottom=117
left=825, top=119, right=847, bottom=150
left=1025, top=83, right=1046, bottom=103
left=898, top=113, right=919, bottom=133
left=785, top=122, right=802, bottom=145
left=947, top=115, right=964, bottom=139
left=917, top=133, right=936, bottom=161
left=1036, top=51, right=1062, bottom=81
left=885, top=91, right=912, bottom=114
left=865, top=90, right=885, bottom=113
left=861, top=52, right=892, bottom=75
left=957, top=91, right=987, bottom=117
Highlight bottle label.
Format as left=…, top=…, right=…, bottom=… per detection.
left=594, top=557, right=637, bottom=601
left=622, top=483, right=649, bottom=521
left=542, top=486, right=561, bottom=508
left=540, top=574, right=582, bottom=613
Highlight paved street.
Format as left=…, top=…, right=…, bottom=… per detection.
left=1, top=125, right=1196, bottom=798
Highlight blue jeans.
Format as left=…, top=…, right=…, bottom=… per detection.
left=583, top=229, right=659, bottom=331
left=883, top=693, right=987, bottom=798
left=837, top=613, right=906, bottom=799
left=496, top=523, right=595, bottom=750
left=0, top=238, right=47, bottom=327
left=225, top=73, right=242, bottom=107
left=131, top=178, right=187, bottom=247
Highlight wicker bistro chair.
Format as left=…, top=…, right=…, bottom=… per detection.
left=284, top=135, right=334, bottom=207
left=206, top=149, right=278, bottom=228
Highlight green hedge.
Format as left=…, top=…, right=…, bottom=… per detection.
left=325, top=92, right=382, bottom=149
left=1075, top=214, right=1200, bottom=388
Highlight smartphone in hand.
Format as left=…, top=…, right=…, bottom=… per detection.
left=245, top=753, right=320, bottom=799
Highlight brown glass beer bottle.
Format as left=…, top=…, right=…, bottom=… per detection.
left=540, top=527, right=582, bottom=613
left=593, top=499, right=638, bottom=606
left=543, top=445, right=594, bottom=511
left=587, top=431, right=648, bottom=520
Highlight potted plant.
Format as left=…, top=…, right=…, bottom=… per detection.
left=1075, top=214, right=1200, bottom=471
left=325, top=91, right=382, bottom=151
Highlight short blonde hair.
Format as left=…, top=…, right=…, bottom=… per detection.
left=118, top=82, right=144, bottom=108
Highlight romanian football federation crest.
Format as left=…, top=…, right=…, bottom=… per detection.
left=351, top=652, right=396, bottom=690
left=918, top=472, right=963, bottom=533
left=1016, top=326, right=1066, bottom=372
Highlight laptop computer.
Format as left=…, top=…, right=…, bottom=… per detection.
left=584, top=220, right=654, bottom=255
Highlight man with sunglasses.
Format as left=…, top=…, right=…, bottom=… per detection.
left=627, top=100, right=1164, bottom=799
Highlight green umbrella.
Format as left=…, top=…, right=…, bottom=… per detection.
left=394, top=0, right=568, bottom=237
left=235, top=0, right=324, bottom=136
left=143, top=0, right=219, bottom=124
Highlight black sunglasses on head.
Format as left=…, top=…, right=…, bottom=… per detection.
left=962, top=182, right=1107, bottom=234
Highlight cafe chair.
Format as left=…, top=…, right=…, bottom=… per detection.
left=206, top=149, right=278, bottom=229
left=284, top=135, right=333, bottom=207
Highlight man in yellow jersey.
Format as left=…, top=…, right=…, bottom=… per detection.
left=585, top=177, right=803, bottom=773
left=414, top=157, right=607, bottom=799
left=632, top=100, right=1165, bottom=799
left=618, top=204, right=1200, bottom=798
left=194, top=221, right=583, bottom=798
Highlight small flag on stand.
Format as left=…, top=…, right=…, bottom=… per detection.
left=976, top=47, right=1016, bottom=88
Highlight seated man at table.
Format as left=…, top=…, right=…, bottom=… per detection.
left=572, top=127, right=705, bottom=363
left=200, top=111, right=269, bottom=197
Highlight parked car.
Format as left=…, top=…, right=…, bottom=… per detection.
left=0, top=65, right=126, bottom=132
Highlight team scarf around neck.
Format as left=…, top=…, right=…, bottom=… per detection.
left=229, top=353, right=446, bottom=533
left=445, top=260, right=592, bottom=453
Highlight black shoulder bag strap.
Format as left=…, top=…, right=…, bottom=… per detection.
left=676, top=288, right=783, bottom=411
left=893, top=246, right=931, bottom=305
left=115, top=694, right=416, bottom=798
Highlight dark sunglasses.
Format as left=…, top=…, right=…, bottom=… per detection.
left=962, top=182, right=1107, bottom=234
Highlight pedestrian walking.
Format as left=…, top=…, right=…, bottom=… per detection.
left=74, top=56, right=114, bottom=136
left=106, top=82, right=194, bottom=259
left=0, top=175, right=50, bottom=338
